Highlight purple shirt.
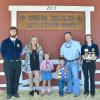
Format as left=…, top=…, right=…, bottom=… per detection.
left=40, top=60, right=54, bottom=71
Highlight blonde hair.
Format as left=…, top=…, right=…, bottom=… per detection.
left=28, top=36, right=42, bottom=52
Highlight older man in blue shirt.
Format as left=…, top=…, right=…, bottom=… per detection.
left=1, top=27, right=22, bottom=99
left=60, top=32, right=81, bottom=97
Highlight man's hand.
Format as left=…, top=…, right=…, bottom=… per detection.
left=20, top=54, right=26, bottom=60
left=78, top=58, right=82, bottom=66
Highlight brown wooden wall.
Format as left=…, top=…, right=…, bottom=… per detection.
left=0, top=0, right=100, bottom=57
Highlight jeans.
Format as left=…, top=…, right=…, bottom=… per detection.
left=58, top=79, right=65, bottom=96
left=66, top=61, right=80, bottom=96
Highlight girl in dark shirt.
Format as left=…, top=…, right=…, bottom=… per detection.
left=81, top=34, right=99, bottom=97
left=30, top=49, right=39, bottom=70
left=21, top=36, right=44, bottom=96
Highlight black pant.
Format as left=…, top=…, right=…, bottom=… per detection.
left=3, top=60, right=21, bottom=96
left=82, top=61, right=96, bottom=95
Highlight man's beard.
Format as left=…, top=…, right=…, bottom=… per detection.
left=66, top=39, right=71, bottom=43
left=10, top=34, right=17, bottom=38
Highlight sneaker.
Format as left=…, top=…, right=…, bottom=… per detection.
left=91, top=94, right=95, bottom=98
left=13, top=93, right=20, bottom=98
left=48, top=92, right=51, bottom=95
left=59, top=95, right=64, bottom=97
left=59, top=93, right=64, bottom=97
left=84, top=92, right=89, bottom=96
left=35, top=89, right=39, bottom=95
left=66, top=92, right=72, bottom=94
left=6, top=95, right=12, bottom=99
left=47, top=88, right=51, bottom=95
left=29, top=90, right=34, bottom=96
left=59, top=92, right=64, bottom=97
left=41, top=90, right=45, bottom=96
left=41, top=93, right=45, bottom=96
left=73, top=95, right=78, bottom=97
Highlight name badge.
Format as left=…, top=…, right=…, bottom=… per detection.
left=17, top=43, right=20, bottom=48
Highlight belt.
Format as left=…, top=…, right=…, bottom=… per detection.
left=65, top=58, right=79, bottom=62
left=84, top=60, right=94, bottom=63
left=86, top=61, right=91, bottom=62
left=9, top=59, right=20, bottom=61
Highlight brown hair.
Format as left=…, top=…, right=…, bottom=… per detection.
left=85, top=34, right=93, bottom=44
left=9, top=27, right=18, bottom=33
left=64, top=32, right=72, bottom=36
left=43, top=52, right=51, bottom=59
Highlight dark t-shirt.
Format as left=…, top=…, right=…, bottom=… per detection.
left=30, top=49, right=39, bottom=70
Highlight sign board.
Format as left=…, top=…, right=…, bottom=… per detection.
left=18, top=12, right=84, bottom=30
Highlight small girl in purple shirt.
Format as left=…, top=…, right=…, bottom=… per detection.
left=40, top=53, right=54, bottom=95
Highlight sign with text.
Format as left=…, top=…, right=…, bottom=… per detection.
left=18, top=12, right=84, bottom=30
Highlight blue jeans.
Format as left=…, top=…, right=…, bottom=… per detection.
left=66, top=61, right=80, bottom=96
left=58, top=79, right=65, bottom=96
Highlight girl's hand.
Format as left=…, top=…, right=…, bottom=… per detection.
left=41, top=65, right=46, bottom=71
left=51, top=67, right=54, bottom=71
left=82, top=55, right=86, bottom=60
left=92, top=56, right=97, bottom=60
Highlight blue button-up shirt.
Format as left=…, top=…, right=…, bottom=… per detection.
left=60, top=39, right=81, bottom=60
left=1, top=37, right=23, bottom=60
